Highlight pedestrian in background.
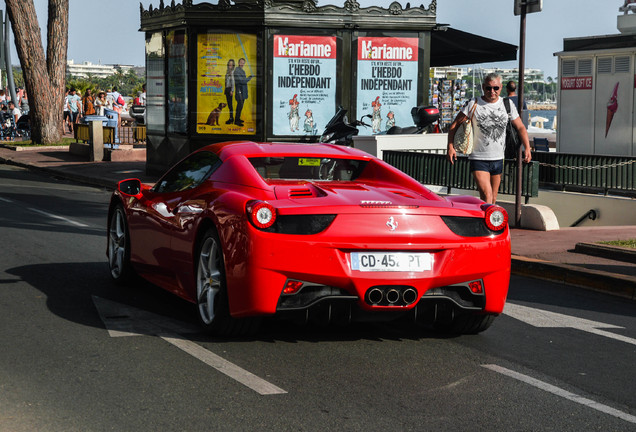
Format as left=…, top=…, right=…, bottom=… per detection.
left=7, top=101, right=21, bottom=125
left=506, top=80, right=529, bottom=127
left=108, top=87, right=123, bottom=127
left=140, top=83, right=146, bottom=106
left=63, top=89, right=72, bottom=133
left=18, top=87, right=29, bottom=115
left=66, top=88, right=82, bottom=133
left=94, top=91, right=111, bottom=116
left=82, top=89, right=96, bottom=117
left=446, top=73, right=531, bottom=204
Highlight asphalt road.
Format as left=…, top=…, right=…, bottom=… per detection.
left=1, top=164, right=635, bottom=431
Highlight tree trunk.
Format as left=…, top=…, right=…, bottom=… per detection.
left=5, top=0, right=69, bottom=145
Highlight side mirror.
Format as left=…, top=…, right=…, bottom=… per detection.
left=117, top=178, right=142, bottom=197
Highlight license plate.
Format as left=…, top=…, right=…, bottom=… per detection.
left=350, top=252, right=433, bottom=272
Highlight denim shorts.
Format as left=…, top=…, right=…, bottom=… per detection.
left=469, top=159, right=504, bottom=175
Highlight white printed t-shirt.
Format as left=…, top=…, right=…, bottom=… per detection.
left=461, top=97, right=519, bottom=161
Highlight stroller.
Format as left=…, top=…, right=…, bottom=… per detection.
left=0, top=110, right=17, bottom=141
left=16, top=114, right=30, bottom=139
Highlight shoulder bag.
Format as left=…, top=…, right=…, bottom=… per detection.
left=503, top=97, right=520, bottom=159
left=453, top=99, right=478, bottom=155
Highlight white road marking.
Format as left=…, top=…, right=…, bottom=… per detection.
left=27, top=207, right=89, bottom=227
left=483, top=364, right=636, bottom=425
left=161, top=333, right=287, bottom=395
left=92, top=296, right=287, bottom=395
left=2, top=197, right=89, bottom=227
left=504, top=302, right=636, bottom=346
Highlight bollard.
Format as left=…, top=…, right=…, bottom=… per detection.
left=89, top=120, right=104, bottom=161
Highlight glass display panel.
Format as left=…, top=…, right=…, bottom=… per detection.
left=146, top=32, right=166, bottom=133
left=167, top=30, right=187, bottom=134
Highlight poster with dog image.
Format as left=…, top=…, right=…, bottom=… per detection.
left=197, top=32, right=257, bottom=135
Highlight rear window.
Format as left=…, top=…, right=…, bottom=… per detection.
left=249, top=157, right=368, bottom=181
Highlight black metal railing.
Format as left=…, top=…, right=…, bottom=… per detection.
left=383, top=151, right=539, bottom=199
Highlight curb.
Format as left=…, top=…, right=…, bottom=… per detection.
left=575, top=242, right=636, bottom=264
left=0, top=155, right=116, bottom=190
left=512, top=255, right=636, bottom=301
left=0, top=144, right=70, bottom=152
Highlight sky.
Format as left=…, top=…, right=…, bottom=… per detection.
left=7, top=0, right=623, bottom=78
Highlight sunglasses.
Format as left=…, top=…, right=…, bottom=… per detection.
left=484, top=86, right=500, bottom=91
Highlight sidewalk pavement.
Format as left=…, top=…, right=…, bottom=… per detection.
left=1, top=144, right=636, bottom=302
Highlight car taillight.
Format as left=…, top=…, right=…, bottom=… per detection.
left=483, top=205, right=508, bottom=231
left=247, top=201, right=277, bottom=229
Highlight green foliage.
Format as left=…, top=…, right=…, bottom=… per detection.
left=11, top=65, right=145, bottom=97
left=2, top=138, right=75, bottom=147
left=12, top=68, right=24, bottom=88
left=599, top=239, right=636, bottom=249
left=66, top=69, right=145, bottom=97
left=66, top=78, right=97, bottom=96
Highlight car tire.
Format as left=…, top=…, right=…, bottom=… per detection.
left=108, top=204, right=135, bottom=284
left=435, top=313, right=496, bottom=335
left=195, top=228, right=260, bottom=336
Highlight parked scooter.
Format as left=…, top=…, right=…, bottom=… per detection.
left=384, top=106, right=440, bottom=135
left=319, top=107, right=371, bottom=146
left=320, top=106, right=440, bottom=146
left=130, top=105, right=146, bottom=125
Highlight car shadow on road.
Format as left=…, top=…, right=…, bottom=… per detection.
left=5, top=261, right=198, bottom=330
left=6, top=261, right=463, bottom=343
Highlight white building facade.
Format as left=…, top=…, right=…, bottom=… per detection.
left=66, top=60, right=135, bottom=78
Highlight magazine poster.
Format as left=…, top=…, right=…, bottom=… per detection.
left=356, top=36, right=419, bottom=135
left=196, top=33, right=257, bottom=135
left=272, top=35, right=337, bottom=136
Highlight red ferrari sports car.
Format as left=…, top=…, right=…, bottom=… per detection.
left=107, top=141, right=510, bottom=335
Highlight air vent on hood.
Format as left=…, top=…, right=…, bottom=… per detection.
left=390, top=190, right=416, bottom=199
left=289, top=188, right=313, bottom=198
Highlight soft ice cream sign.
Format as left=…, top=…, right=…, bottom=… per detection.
left=561, top=76, right=593, bottom=90
left=356, top=37, right=419, bottom=135
left=272, top=35, right=337, bottom=136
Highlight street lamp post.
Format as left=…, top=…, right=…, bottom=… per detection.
left=514, top=0, right=542, bottom=227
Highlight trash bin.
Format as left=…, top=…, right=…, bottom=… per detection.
left=103, top=108, right=119, bottom=145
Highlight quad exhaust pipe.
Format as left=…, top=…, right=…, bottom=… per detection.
left=366, top=286, right=418, bottom=307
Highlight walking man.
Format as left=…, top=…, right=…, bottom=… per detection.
left=446, top=73, right=531, bottom=204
